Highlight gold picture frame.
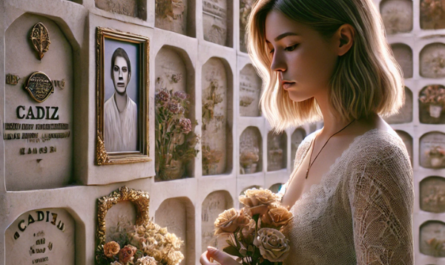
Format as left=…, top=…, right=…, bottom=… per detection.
left=96, top=186, right=150, bottom=255
left=95, top=27, right=150, bottom=165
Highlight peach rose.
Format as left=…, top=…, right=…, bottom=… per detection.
left=214, top=208, right=252, bottom=235
left=253, top=228, right=290, bottom=262
left=239, top=188, right=279, bottom=216
left=261, top=204, right=293, bottom=227
left=135, top=256, right=158, bottom=265
left=104, top=241, right=120, bottom=258
left=119, top=245, right=137, bottom=264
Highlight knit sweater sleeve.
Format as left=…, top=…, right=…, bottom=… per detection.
left=348, top=142, right=414, bottom=264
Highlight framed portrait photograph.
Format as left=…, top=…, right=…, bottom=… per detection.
left=96, top=27, right=150, bottom=165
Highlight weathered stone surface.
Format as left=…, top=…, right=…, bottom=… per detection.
left=95, top=0, right=147, bottom=20
left=267, top=131, right=286, bottom=171
left=155, top=0, right=188, bottom=34
left=420, top=177, right=445, bottom=213
left=420, top=0, right=445, bottom=30
left=239, top=64, right=261, bottom=117
left=5, top=208, right=75, bottom=265
left=240, top=127, right=262, bottom=174
left=420, top=43, right=445, bottom=79
left=391, top=43, right=413, bottom=78
left=420, top=221, right=445, bottom=257
left=203, top=0, right=228, bottom=45
left=420, top=132, right=445, bottom=169
left=380, top=0, right=413, bottom=34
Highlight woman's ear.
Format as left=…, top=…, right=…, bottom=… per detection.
left=336, top=24, right=355, bottom=56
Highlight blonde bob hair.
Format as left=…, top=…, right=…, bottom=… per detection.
left=247, top=0, right=404, bottom=131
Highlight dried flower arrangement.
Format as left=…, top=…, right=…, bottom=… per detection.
left=419, top=85, right=445, bottom=119
left=240, top=147, right=260, bottom=174
left=155, top=89, right=199, bottom=181
left=240, top=96, right=255, bottom=107
left=423, top=186, right=445, bottom=207
left=97, top=220, right=184, bottom=265
left=213, top=188, right=292, bottom=265
left=421, top=0, right=444, bottom=23
left=425, top=145, right=445, bottom=167
left=202, top=144, right=224, bottom=175
left=202, top=79, right=224, bottom=130
left=425, top=237, right=445, bottom=256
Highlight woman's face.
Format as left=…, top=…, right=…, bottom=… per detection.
left=265, top=10, right=339, bottom=102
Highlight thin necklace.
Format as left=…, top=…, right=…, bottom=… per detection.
left=305, top=120, right=355, bottom=179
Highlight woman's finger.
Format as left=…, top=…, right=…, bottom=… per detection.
left=207, top=246, right=238, bottom=265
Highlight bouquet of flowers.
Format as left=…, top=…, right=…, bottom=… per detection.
left=97, top=220, right=184, bottom=265
left=155, top=89, right=199, bottom=180
left=213, top=188, right=292, bottom=265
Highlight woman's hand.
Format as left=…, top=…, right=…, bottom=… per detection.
left=200, top=246, right=239, bottom=265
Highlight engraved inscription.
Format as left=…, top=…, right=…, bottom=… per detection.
left=24, top=72, right=54, bottom=103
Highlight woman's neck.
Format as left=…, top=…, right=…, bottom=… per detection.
left=314, top=94, right=352, bottom=138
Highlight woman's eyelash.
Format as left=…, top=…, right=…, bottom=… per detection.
left=285, top=44, right=299, bottom=51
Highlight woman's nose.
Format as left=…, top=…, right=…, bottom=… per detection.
left=270, top=52, right=286, bottom=72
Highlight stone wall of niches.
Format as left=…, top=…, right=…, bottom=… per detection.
left=379, top=0, right=445, bottom=263
left=0, top=0, right=439, bottom=264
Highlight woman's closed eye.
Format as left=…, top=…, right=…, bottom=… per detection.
left=284, top=44, right=299, bottom=51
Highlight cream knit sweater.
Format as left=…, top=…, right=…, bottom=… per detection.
left=279, top=128, right=414, bottom=264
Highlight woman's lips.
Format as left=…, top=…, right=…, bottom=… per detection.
left=282, top=82, right=295, bottom=90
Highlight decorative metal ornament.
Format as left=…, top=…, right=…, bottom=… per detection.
left=30, top=22, right=51, bottom=60
left=6, top=74, right=20, bottom=85
left=24, top=71, right=54, bottom=103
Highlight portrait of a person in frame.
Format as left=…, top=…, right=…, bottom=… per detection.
left=104, top=47, right=138, bottom=152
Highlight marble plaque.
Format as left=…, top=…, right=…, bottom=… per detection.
left=396, top=130, right=413, bottom=165
left=420, top=0, right=445, bottom=30
left=420, top=177, right=445, bottom=213
left=391, top=43, right=413, bottom=78
left=239, top=0, right=254, bottom=52
left=95, top=0, right=147, bottom=19
left=269, top=183, right=283, bottom=193
left=155, top=198, right=192, bottom=265
left=385, top=87, right=413, bottom=124
left=419, top=85, right=445, bottom=124
left=380, top=0, right=413, bottom=34
left=155, top=47, right=188, bottom=94
left=202, top=58, right=229, bottom=175
left=420, top=132, right=445, bottom=169
left=239, top=64, right=261, bottom=117
left=291, top=128, right=306, bottom=171
left=420, top=221, right=445, bottom=257
left=240, top=127, right=262, bottom=174
left=5, top=208, right=75, bottom=265
left=203, top=0, right=228, bottom=45
left=267, top=131, right=286, bottom=171
left=420, top=43, right=445, bottom=78
left=5, top=14, right=73, bottom=191
left=104, top=201, right=137, bottom=242
left=155, top=0, right=188, bottom=35
left=201, top=191, right=233, bottom=253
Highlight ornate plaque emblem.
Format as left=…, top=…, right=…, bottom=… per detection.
left=6, top=74, right=20, bottom=85
left=30, top=22, right=51, bottom=60
left=24, top=71, right=54, bottom=103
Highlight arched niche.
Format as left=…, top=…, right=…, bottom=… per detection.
left=5, top=14, right=74, bottom=191
left=420, top=0, right=445, bottom=30
left=155, top=46, right=196, bottom=181
left=420, top=221, right=445, bottom=257
left=395, top=130, right=413, bottom=165
left=420, top=132, right=445, bottom=169
left=380, top=0, right=413, bottom=34
left=155, top=197, right=195, bottom=265
left=6, top=208, right=76, bottom=264
left=203, top=0, right=233, bottom=47
left=267, top=131, right=287, bottom=171
left=201, top=191, right=233, bottom=253
left=385, top=87, right=413, bottom=124
left=420, top=176, right=445, bottom=213
left=239, top=64, right=261, bottom=117
left=420, top=43, right=445, bottom=78
left=269, top=183, right=283, bottom=193
left=419, top=85, right=445, bottom=124
left=155, top=0, right=196, bottom=37
left=391, top=43, right=413, bottom=78
left=239, top=0, right=254, bottom=52
left=239, top=185, right=261, bottom=208
left=240, top=127, right=262, bottom=174
left=201, top=58, right=233, bottom=176
left=95, top=0, right=147, bottom=19
left=291, top=128, right=306, bottom=171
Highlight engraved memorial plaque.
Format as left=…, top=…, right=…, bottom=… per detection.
left=240, top=0, right=254, bottom=52
left=95, top=0, right=147, bottom=20
left=155, top=0, right=188, bottom=35
left=240, top=127, right=262, bottom=174
left=391, top=43, right=413, bottom=78
left=396, top=130, right=413, bottom=164
left=420, top=0, right=445, bottom=30
left=420, top=132, right=445, bottom=169
left=203, top=0, right=228, bottom=45
left=202, top=58, right=231, bottom=175
left=380, top=0, right=413, bottom=34
left=239, top=64, right=261, bottom=117
left=420, top=221, right=445, bottom=257
left=385, top=87, right=413, bottom=124
left=291, top=128, right=306, bottom=171
left=5, top=14, right=73, bottom=191
left=5, top=208, right=75, bottom=265
left=420, top=43, right=445, bottom=79
left=420, top=177, right=445, bottom=213
left=201, top=191, right=233, bottom=253
left=267, top=131, right=286, bottom=171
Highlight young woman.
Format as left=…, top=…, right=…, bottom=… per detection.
left=201, top=0, right=414, bottom=264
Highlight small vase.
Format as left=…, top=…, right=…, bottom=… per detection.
left=429, top=104, right=443, bottom=118
left=161, top=159, right=184, bottom=180
left=430, top=157, right=443, bottom=168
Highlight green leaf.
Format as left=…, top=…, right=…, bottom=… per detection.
left=223, top=246, right=242, bottom=257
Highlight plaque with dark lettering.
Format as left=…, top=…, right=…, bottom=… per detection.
left=24, top=72, right=54, bottom=103
left=30, top=22, right=51, bottom=60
